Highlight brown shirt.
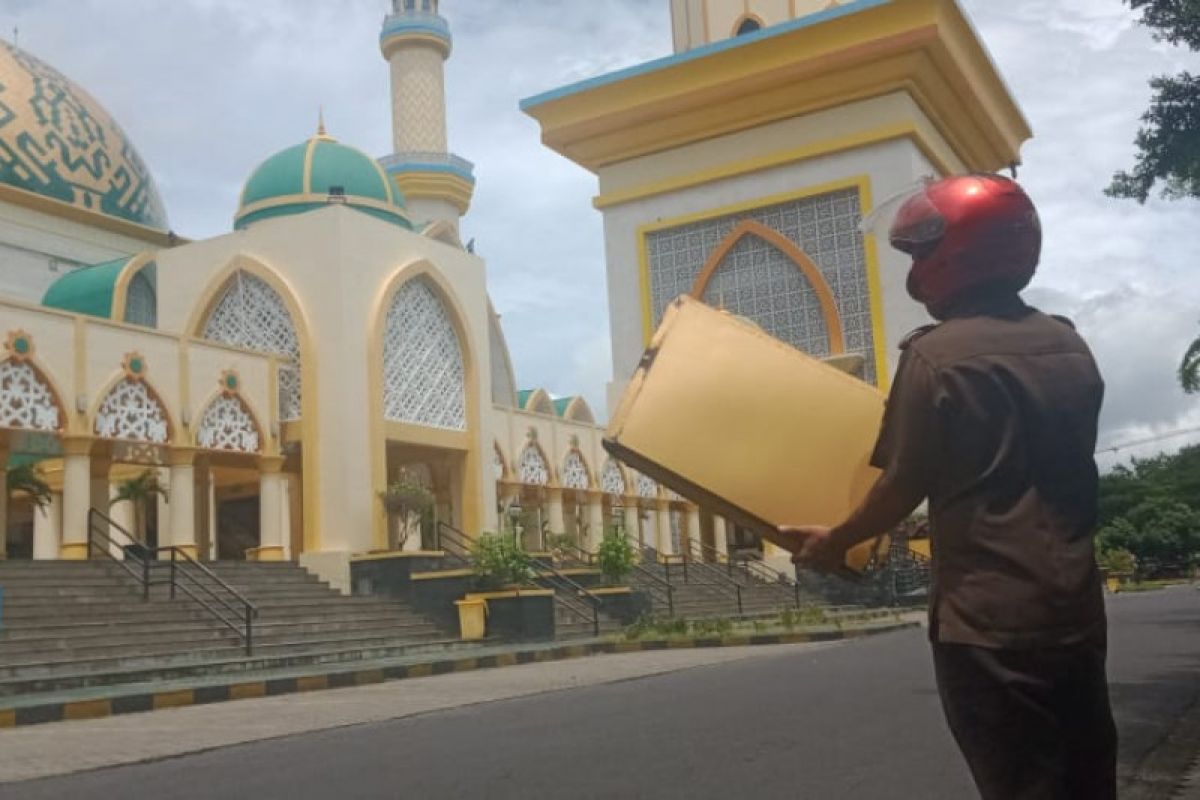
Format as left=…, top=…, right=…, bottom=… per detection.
left=872, top=300, right=1107, bottom=649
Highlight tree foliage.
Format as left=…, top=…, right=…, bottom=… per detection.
left=1106, top=1, right=1200, bottom=202
left=1098, top=445, right=1200, bottom=570
left=6, top=463, right=51, bottom=511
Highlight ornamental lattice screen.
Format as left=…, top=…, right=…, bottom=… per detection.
left=382, top=279, right=467, bottom=431
left=94, top=380, right=169, bottom=443
left=561, top=451, right=590, bottom=490
left=200, top=272, right=302, bottom=421
left=518, top=446, right=550, bottom=486
left=645, top=187, right=876, bottom=383
left=0, top=360, right=60, bottom=431
left=197, top=395, right=261, bottom=453
left=600, top=460, right=626, bottom=497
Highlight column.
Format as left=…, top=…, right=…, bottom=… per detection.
left=0, top=444, right=8, bottom=560
left=622, top=501, right=640, bottom=549
left=89, top=455, right=112, bottom=557
left=108, top=484, right=135, bottom=559
left=546, top=487, right=566, bottom=539
left=257, top=456, right=286, bottom=561
left=714, top=516, right=729, bottom=558
left=194, top=460, right=211, bottom=561
left=206, top=471, right=218, bottom=561
left=60, top=437, right=92, bottom=560
left=280, top=477, right=293, bottom=560
left=167, top=449, right=197, bottom=559
left=33, top=492, right=61, bottom=560
left=686, top=505, right=702, bottom=560
left=656, top=500, right=673, bottom=556
left=586, top=493, right=605, bottom=552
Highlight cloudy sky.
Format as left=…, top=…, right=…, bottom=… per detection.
left=3, top=0, right=1198, bottom=468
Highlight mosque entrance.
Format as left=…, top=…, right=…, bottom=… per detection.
left=385, top=443, right=462, bottom=551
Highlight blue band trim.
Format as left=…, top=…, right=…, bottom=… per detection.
left=519, top=0, right=889, bottom=111
left=381, top=18, right=452, bottom=47
left=385, top=162, right=476, bottom=184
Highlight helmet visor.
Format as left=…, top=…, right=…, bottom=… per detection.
left=859, top=179, right=946, bottom=255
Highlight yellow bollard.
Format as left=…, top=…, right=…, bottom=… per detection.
left=455, top=598, right=487, bottom=641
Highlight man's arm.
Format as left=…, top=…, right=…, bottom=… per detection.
left=779, top=348, right=940, bottom=572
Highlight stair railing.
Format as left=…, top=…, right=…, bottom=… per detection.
left=644, top=544, right=744, bottom=615
left=433, top=521, right=474, bottom=569
left=528, top=555, right=603, bottom=637
left=688, top=539, right=803, bottom=609
left=86, top=508, right=258, bottom=655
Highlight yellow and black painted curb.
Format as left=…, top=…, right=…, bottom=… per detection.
left=0, top=621, right=917, bottom=729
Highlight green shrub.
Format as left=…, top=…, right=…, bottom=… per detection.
left=1097, top=547, right=1136, bottom=575
left=471, top=532, right=535, bottom=590
left=597, top=531, right=639, bottom=584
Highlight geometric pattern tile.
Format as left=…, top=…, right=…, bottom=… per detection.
left=382, top=279, right=466, bottom=431
left=645, top=187, right=877, bottom=383
left=197, top=394, right=260, bottom=453
left=94, top=379, right=169, bottom=443
left=0, top=360, right=60, bottom=431
left=200, top=271, right=302, bottom=421
left=518, top=445, right=549, bottom=486
left=561, top=450, right=590, bottom=490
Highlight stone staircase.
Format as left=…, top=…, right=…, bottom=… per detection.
left=0, top=560, right=454, bottom=702
left=629, top=558, right=805, bottom=620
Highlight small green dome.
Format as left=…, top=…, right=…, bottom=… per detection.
left=235, top=132, right=410, bottom=230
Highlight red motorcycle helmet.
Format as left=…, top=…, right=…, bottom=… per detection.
left=878, top=174, right=1041, bottom=316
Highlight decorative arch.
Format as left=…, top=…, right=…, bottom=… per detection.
left=690, top=220, right=846, bottom=354
left=111, top=251, right=158, bottom=326
left=188, top=257, right=312, bottom=422
left=0, top=331, right=65, bottom=432
left=561, top=397, right=595, bottom=424
left=522, top=388, right=554, bottom=416
left=92, top=359, right=172, bottom=444
left=493, top=441, right=509, bottom=481
left=488, top=303, right=518, bottom=408
left=733, top=13, right=764, bottom=36
left=381, top=276, right=467, bottom=430
left=421, top=220, right=463, bottom=249
left=195, top=375, right=264, bottom=453
left=517, top=442, right=551, bottom=486
left=635, top=471, right=659, bottom=500
left=600, top=458, right=627, bottom=498
left=560, top=449, right=592, bottom=491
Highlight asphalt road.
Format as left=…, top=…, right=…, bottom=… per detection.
left=5, top=588, right=1200, bottom=800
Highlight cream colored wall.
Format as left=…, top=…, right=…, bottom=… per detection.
left=0, top=296, right=275, bottom=447
left=389, top=44, right=448, bottom=154
left=150, top=206, right=496, bottom=585
left=0, top=199, right=158, bottom=303
left=489, top=406, right=611, bottom=496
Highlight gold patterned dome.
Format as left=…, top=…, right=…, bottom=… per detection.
left=0, top=41, right=168, bottom=230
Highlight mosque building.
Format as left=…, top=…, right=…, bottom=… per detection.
left=0, top=0, right=1028, bottom=589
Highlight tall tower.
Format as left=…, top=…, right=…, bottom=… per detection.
left=379, top=0, right=475, bottom=235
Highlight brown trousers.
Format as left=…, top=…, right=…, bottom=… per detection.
left=932, top=642, right=1117, bottom=800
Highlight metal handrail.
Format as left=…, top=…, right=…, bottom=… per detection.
left=688, top=539, right=802, bottom=609
left=434, top=522, right=474, bottom=568
left=644, top=545, right=744, bottom=615
left=627, top=561, right=676, bottom=617
left=86, top=509, right=149, bottom=585
left=86, top=508, right=257, bottom=655
left=528, top=555, right=603, bottom=637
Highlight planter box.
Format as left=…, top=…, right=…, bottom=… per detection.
left=589, top=587, right=651, bottom=625
left=467, top=590, right=556, bottom=642
left=349, top=551, right=452, bottom=599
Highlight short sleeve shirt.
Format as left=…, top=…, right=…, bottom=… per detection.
left=873, top=304, right=1107, bottom=649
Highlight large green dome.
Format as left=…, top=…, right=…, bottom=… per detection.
left=0, top=42, right=168, bottom=230
left=235, top=131, right=410, bottom=230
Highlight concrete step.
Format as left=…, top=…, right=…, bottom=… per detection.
left=0, top=633, right=468, bottom=695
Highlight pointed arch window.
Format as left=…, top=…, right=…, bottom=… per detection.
left=518, top=445, right=549, bottom=486
left=0, top=359, right=60, bottom=431
left=635, top=472, right=658, bottom=499
left=735, top=17, right=762, bottom=35
left=600, top=460, right=626, bottom=497
left=561, top=451, right=590, bottom=490
left=383, top=279, right=467, bottom=431
left=197, top=394, right=261, bottom=453
left=200, top=271, right=302, bottom=421
left=124, top=264, right=157, bottom=328
left=95, top=380, right=169, bottom=443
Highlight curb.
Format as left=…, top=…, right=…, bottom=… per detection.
left=0, top=621, right=917, bottom=729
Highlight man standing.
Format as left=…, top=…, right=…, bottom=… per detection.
left=782, top=174, right=1117, bottom=799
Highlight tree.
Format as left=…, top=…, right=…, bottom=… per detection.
left=6, top=463, right=51, bottom=511
left=1107, top=1, right=1200, bottom=203
left=1097, top=499, right=1200, bottom=571
left=110, top=470, right=168, bottom=545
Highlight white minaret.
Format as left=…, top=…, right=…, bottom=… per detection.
left=379, top=0, right=475, bottom=235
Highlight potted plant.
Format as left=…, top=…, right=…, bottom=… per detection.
left=378, top=470, right=435, bottom=551
left=597, top=527, right=638, bottom=586
left=465, top=532, right=554, bottom=640
left=111, top=469, right=168, bottom=557
left=470, top=532, right=535, bottom=590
